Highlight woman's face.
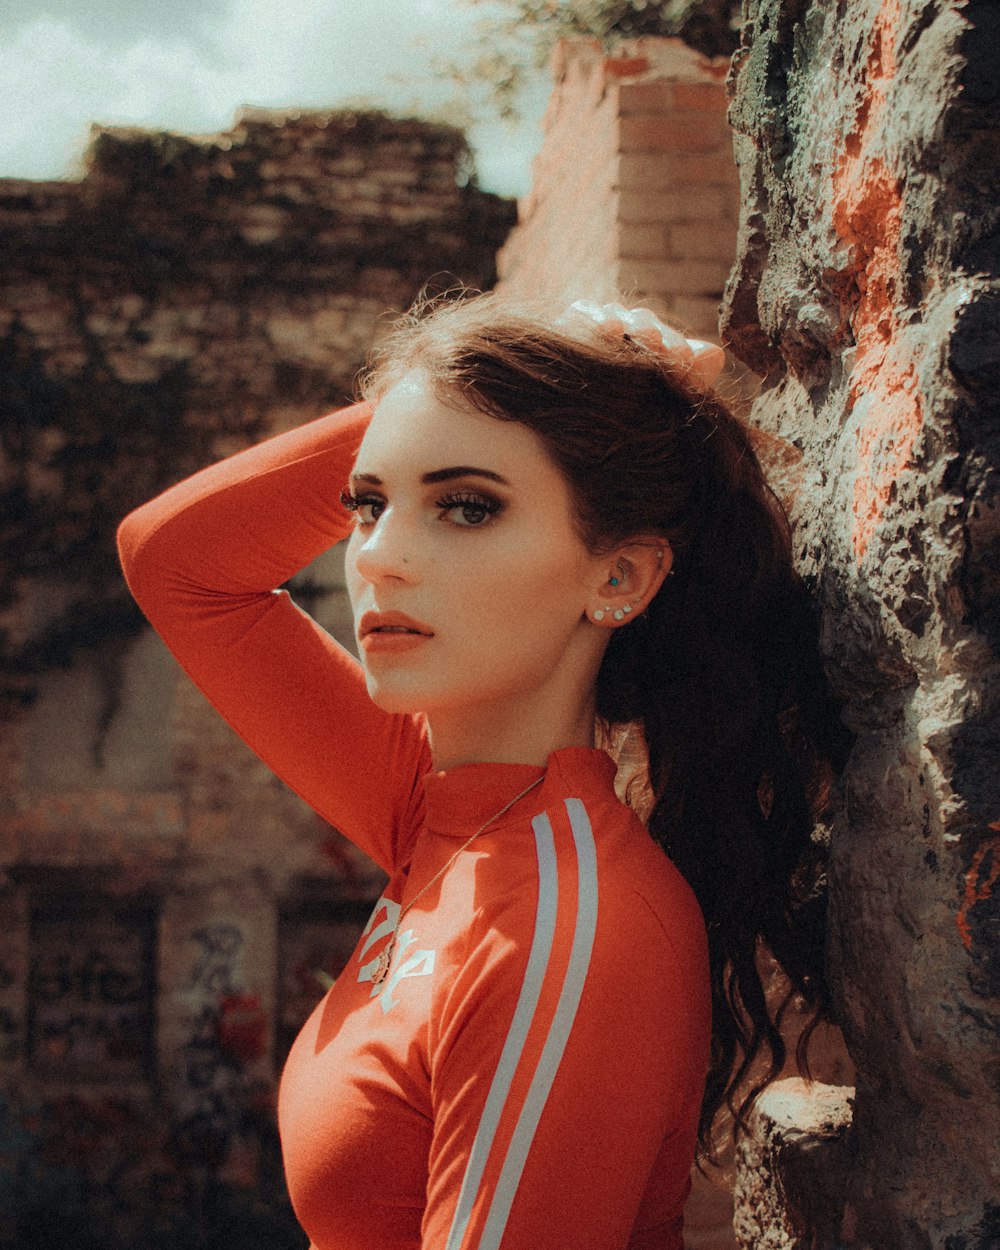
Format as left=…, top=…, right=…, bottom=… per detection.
left=345, top=371, right=607, bottom=729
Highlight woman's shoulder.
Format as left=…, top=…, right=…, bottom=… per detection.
left=600, top=819, right=707, bottom=963
left=518, top=751, right=708, bottom=968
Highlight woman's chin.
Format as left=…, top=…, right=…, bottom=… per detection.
left=362, top=671, right=429, bottom=716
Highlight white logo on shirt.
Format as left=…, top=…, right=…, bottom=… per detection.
left=357, top=895, right=436, bottom=1013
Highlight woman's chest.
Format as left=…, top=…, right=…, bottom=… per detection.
left=276, top=872, right=474, bottom=1250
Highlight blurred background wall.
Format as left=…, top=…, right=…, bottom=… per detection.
left=0, top=108, right=513, bottom=1248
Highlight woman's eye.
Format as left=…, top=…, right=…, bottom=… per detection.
left=340, top=491, right=385, bottom=524
left=437, top=492, right=502, bottom=527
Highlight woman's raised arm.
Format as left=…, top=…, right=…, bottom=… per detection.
left=117, top=402, right=430, bottom=872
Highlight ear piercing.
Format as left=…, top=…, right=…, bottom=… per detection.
left=596, top=550, right=671, bottom=624
left=655, top=547, right=675, bottom=576
left=597, top=562, right=632, bottom=623
left=594, top=604, right=632, bottom=623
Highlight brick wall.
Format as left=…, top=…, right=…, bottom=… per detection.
left=498, top=38, right=739, bottom=342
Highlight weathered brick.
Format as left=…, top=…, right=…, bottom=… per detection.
left=618, top=221, right=670, bottom=259
left=617, top=187, right=731, bottom=224
left=668, top=222, right=738, bottom=261
left=673, top=81, right=730, bottom=113
left=618, top=80, right=677, bottom=115
left=617, top=152, right=681, bottom=190
left=618, top=258, right=729, bottom=299
left=670, top=152, right=739, bottom=185
left=619, top=113, right=730, bottom=154
left=670, top=294, right=724, bottom=338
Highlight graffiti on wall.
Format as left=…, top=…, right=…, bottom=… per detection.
left=172, top=920, right=265, bottom=1170
left=27, top=900, right=155, bottom=1078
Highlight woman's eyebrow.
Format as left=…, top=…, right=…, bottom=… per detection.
left=421, top=466, right=510, bottom=485
left=351, top=467, right=510, bottom=487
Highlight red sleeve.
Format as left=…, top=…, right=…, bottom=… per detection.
left=422, top=801, right=709, bottom=1250
left=117, top=402, right=430, bottom=873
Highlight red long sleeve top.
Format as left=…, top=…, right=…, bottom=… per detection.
left=117, top=402, right=712, bottom=1250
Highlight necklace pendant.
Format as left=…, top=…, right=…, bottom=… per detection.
left=372, top=938, right=394, bottom=986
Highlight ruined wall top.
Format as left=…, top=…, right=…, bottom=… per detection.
left=80, top=107, right=473, bottom=220
left=1, top=107, right=510, bottom=315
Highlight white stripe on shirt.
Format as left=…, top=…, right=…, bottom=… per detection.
left=445, top=815, right=558, bottom=1250
left=446, top=798, right=599, bottom=1250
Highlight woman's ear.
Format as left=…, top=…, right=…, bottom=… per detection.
left=586, top=540, right=673, bottom=626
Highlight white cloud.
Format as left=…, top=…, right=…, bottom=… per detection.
left=0, top=18, right=240, bottom=177
left=0, top=0, right=547, bottom=193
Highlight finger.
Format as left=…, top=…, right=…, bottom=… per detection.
left=685, top=340, right=726, bottom=387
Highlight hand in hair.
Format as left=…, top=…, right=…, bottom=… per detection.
left=561, top=300, right=726, bottom=389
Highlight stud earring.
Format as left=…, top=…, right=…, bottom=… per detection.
left=593, top=607, right=609, bottom=622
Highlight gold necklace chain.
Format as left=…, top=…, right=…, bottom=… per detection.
left=371, top=773, right=545, bottom=987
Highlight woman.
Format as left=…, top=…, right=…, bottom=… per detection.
left=118, top=295, right=837, bottom=1250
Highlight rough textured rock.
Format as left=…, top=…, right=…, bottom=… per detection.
left=723, top=2, right=1000, bottom=1246
left=733, top=1080, right=854, bottom=1249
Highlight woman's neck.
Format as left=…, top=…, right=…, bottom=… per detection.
left=426, top=688, right=598, bottom=773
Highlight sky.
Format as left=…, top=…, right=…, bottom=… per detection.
left=0, top=0, right=552, bottom=195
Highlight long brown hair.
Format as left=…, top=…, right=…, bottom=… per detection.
left=361, top=291, right=845, bottom=1157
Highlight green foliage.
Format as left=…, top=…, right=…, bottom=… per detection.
left=438, top=0, right=740, bottom=119
left=465, top=0, right=740, bottom=49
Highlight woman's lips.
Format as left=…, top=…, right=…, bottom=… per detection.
left=358, top=610, right=434, bottom=653
left=360, top=631, right=431, bottom=653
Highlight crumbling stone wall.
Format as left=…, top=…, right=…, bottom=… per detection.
left=3, top=104, right=511, bottom=423
left=723, top=2, right=1000, bottom=1246
left=0, top=108, right=513, bottom=1246
left=1, top=104, right=513, bottom=699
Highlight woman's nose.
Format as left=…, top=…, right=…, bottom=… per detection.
left=351, top=510, right=417, bottom=585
